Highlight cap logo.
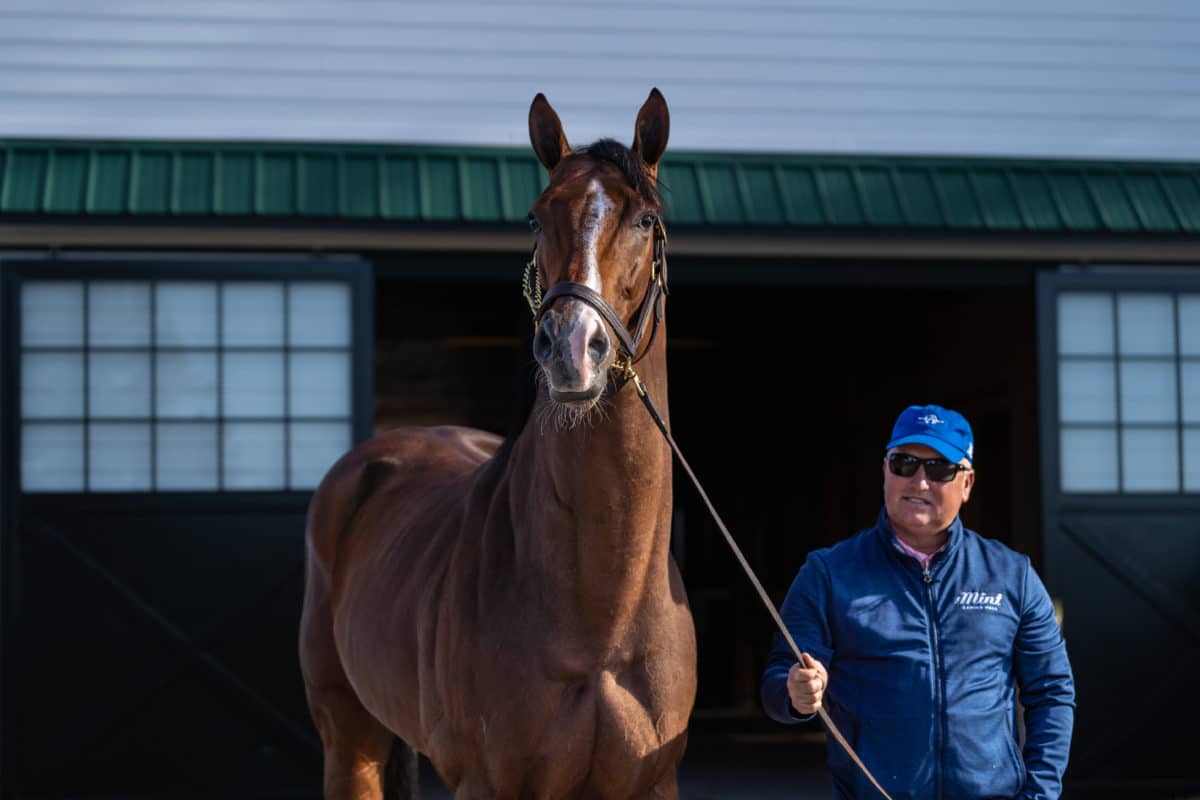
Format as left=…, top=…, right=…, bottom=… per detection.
left=917, top=414, right=944, bottom=425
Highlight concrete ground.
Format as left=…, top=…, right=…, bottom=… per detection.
left=413, top=718, right=1200, bottom=800
left=417, top=719, right=834, bottom=799
left=674, top=721, right=833, bottom=800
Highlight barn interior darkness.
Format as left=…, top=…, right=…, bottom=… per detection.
left=373, top=255, right=1040, bottom=719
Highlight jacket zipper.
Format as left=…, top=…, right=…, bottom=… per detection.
left=923, top=567, right=944, bottom=800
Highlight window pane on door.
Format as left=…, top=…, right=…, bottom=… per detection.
left=89, top=422, right=151, bottom=491
left=1061, top=428, right=1118, bottom=492
left=22, top=353, right=84, bottom=419
left=290, top=352, right=351, bottom=417
left=1182, top=428, right=1200, bottom=491
left=89, top=283, right=150, bottom=347
left=156, top=352, right=218, bottom=419
left=1120, top=428, right=1179, bottom=492
left=1117, top=294, right=1175, bottom=356
left=290, top=421, right=351, bottom=489
left=1119, top=361, right=1177, bottom=424
left=156, top=282, right=217, bottom=346
left=222, top=352, right=285, bottom=418
left=1181, top=362, right=1200, bottom=423
left=21, top=423, right=85, bottom=491
left=156, top=422, right=218, bottom=490
left=1059, top=361, right=1116, bottom=423
left=223, top=422, right=285, bottom=489
left=89, top=352, right=151, bottom=418
left=1059, top=293, right=1113, bottom=356
left=22, top=282, right=83, bottom=346
left=222, top=283, right=284, bottom=346
left=1178, top=296, right=1200, bottom=356
left=289, top=283, right=351, bottom=347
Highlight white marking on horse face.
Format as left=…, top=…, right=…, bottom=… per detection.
left=579, top=178, right=613, bottom=293
left=537, top=177, right=616, bottom=402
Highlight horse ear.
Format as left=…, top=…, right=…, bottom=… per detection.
left=529, top=93, right=571, bottom=172
left=633, top=87, right=670, bottom=178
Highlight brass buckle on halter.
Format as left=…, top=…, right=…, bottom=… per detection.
left=522, top=252, right=543, bottom=324
left=611, top=354, right=646, bottom=397
left=654, top=216, right=668, bottom=247
left=651, top=217, right=668, bottom=288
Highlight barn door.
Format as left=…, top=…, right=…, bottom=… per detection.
left=0, top=256, right=372, bottom=799
left=1037, top=270, right=1200, bottom=797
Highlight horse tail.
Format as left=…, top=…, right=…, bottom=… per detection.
left=383, top=737, right=420, bottom=800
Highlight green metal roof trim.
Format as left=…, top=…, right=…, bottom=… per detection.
left=2, top=139, right=1199, bottom=235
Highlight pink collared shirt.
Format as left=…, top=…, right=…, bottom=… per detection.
left=893, top=534, right=945, bottom=572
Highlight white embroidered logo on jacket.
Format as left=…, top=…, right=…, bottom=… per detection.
left=956, top=591, right=1004, bottom=611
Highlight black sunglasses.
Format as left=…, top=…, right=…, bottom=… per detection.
left=887, top=452, right=971, bottom=483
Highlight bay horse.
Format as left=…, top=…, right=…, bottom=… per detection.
left=299, top=88, right=697, bottom=799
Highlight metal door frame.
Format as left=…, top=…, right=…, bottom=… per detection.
left=1036, top=266, right=1200, bottom=796
left=0, top=252, right=374, bottom=798
left=1037, top=270, right=1200, bottom=562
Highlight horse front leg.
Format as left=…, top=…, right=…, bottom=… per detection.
left=646, top=771, right=680, bottom=800
left=309, top=683, right=403, bottom=800
left=301, top=558, right=412, bottom=799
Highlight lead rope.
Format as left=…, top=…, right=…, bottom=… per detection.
left=620, top=370, right=896, bottom=800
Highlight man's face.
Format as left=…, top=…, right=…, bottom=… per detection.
left=882, top=443, right=974, bottom=541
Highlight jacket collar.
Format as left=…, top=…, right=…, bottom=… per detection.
left=875, top=507, right=964, bottom=570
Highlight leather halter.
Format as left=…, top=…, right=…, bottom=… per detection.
left=522, top=217, right=668, bottom=388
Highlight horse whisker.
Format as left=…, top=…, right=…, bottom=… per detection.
left=530, top=370, right=614, bottom=432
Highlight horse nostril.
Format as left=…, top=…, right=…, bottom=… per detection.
left=532, top=322, right=554, bottom=364
left=588, top=328, right=611, bottom=363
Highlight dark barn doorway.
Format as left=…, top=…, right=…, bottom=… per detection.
left=372, top=256, right=1041, bottom=726
left=665, top=271, right=1040, bottom=721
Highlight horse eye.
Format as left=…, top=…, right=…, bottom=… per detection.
left=638, top=214, right=656, bottom=231
left=528, top=216, right=542, bottom=234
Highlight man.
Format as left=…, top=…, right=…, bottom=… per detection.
left=761, top=404, right=1074, bottom=799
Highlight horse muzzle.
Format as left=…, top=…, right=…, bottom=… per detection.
left=532, top=302, right=614, bottom=403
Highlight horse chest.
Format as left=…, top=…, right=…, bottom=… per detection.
left=444, top=662, right=683, bottom=799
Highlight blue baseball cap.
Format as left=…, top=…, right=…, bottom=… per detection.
left=886, top=404, right=974, bottom=465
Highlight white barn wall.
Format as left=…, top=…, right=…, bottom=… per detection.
left=0, top=0, right=1198, bottom=160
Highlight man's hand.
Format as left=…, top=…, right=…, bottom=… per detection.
left=786, top=652, right=828, bottom=716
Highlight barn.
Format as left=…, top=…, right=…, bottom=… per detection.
left=1, top=2, right=1199, bottom=797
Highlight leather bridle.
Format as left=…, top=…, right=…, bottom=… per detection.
left=522, top=216, right=668, bottom=390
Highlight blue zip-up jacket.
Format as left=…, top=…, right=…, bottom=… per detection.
left=761, top=510, right=1074, bottom=799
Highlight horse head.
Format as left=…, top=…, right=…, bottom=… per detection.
left=526, top=89, right=670, bottom=411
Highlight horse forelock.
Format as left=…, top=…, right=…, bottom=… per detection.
left=569, top=138, right=660, bottom=208
left=541, top=141, right=661, bottom=294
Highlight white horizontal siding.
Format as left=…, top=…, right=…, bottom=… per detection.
left=0, top=0, right=1198, bottom=160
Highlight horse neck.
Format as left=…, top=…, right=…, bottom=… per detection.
left=505, top=344, right=672, bottom=637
